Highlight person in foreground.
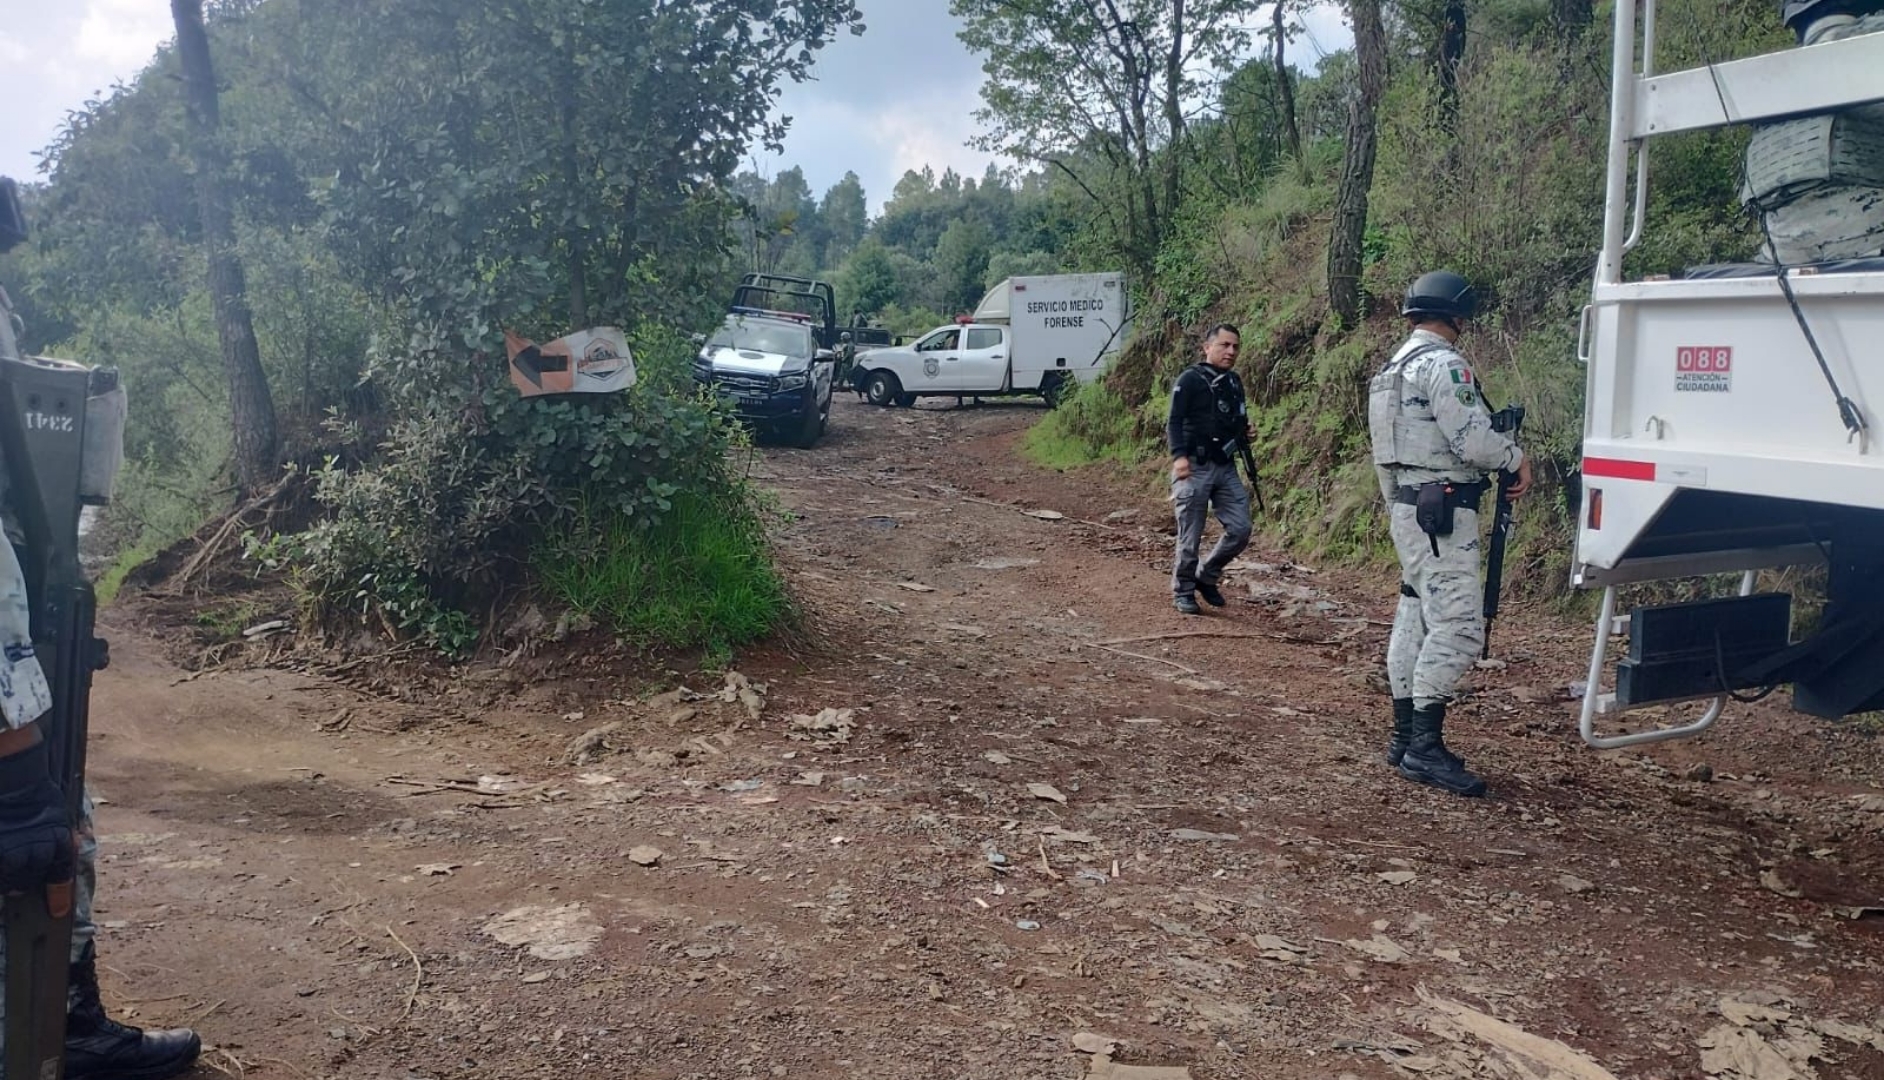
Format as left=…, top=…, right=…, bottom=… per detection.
left=1367, top=271, right=1531, bottom=798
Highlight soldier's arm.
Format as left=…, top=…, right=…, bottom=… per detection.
left=1423, top=355, right=1522, bottom=474
left=1375, top=464, right=1398, bottom=506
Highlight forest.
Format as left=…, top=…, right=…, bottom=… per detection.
left=0, top=0, right=1783, bottom=657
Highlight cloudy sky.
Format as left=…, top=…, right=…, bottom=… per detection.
left=0, top=0, right=1351, bottom=214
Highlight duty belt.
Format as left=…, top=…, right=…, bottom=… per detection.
left=1394, top=480, right=1487, bottom=511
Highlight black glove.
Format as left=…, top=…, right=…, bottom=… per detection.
left=0, top=741, right=74, bottom=895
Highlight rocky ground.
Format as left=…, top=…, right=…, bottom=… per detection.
left=91, top=395, right=1884, bottom=1079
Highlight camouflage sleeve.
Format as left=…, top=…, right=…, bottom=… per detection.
left=0, top=524, right=52, bottom=729
left=1421, top=353, right=1523, bottom=474
left=1376, top=464, right=1397, bottom=506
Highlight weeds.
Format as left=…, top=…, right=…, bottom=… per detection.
left=533, top=487, right=788, bottom=657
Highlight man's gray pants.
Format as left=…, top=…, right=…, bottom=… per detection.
left=1171, top=460, right=1251, bottom=598
left=1387, top=503, right=1484, bottom=708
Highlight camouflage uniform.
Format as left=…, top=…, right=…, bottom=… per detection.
left=1744, top=12, right=1884, bottom=264
left=1369, top=330, right=1523, bottom=708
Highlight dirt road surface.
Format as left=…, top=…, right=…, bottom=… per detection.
left=94, top=397, right=1884, bottom=1079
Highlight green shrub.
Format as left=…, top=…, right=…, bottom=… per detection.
left=533, top=487, right=788, bottom=658
left=277, top=349, right=758, bottom=657
left=1022, top=378, right=1148, bottom=469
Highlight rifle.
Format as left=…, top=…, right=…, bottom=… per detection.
left=1481, top=403, right=1526, bottom=660
left=1, top=175, right=115, bottom=1080
left=1234, top=441, right=1266, bottom=515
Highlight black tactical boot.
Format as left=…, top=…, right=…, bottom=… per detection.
left=1196, top=581, right=1226, bottom=607
left=1396, top=703, right=1487, bottom=798
left=1386, top=698, right=1466, bottom=769
left=1385, top=697, right=1415, bottom=766
left=65, top=943, right=202, bottom=1080
left=1174, top=594, right=1201, bottom=616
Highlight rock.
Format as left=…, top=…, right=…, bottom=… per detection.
left=628, top=846, right=664, bottom=867
left=1023, top=509, right=1065, bottom=520
left=635, top=748, right=680, bottom=768
left=895, top=582, right=938, bottom=592
left=562, top=723, right=623, bottom=765
left=984, top=751, right=1013, bottom=765
left=482, top=904, right=603, bottom=961
left=1558, top=874, right=1596, bottom=895
left=1072, top=1032, right=1121, bottom=1056
left=1169, top=829, right=1239, bottom=842
left=1509, top=685, right=1558, bottom=704
left=1041, top=826, right=1100, bottom=844
left=1759, top=869, right=1804, bottom=899
left=788, top=708, right=856, bottom=743
left=1028, top=782, right=1068, bottom=804
left=1685, top=763, right=1716, bottom=783
left=789, top=771, right=826, bottom=787
left=1342, top=934, right=1411, bottom=964
left=1379, top=870, right=1418, bottom=886
left=1104, top=509, right=1139, bottom=522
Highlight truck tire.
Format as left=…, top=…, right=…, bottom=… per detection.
left=793, top=387, right=829, bottom=449
left=1041, top=374, right=1069, bottom=409
left=865, top=371, right=902, bottom=407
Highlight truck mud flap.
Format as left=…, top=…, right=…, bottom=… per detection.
left=1615, top=593, right=1793, bottom=707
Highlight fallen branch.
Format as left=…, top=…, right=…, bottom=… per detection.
left=1096, top=629, right=1347, bottom=648
left=1086, top=643, right=1199, bottom=675
left=1037, top=835, right=1062, bottom=880
left=387, top=925, right=423, bottom=1025
left=1097, top=630, right=1273, bottom=646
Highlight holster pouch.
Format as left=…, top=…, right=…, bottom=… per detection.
left=1414, top=482, right=1455, bottom=554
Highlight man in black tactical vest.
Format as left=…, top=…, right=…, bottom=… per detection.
left=1165, top=324, right=1254, bottom=616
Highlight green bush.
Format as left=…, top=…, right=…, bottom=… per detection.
left=533, top=487, right=788, bottom=659
left=277, top=350, right=762, bottom=657
left=1022, top=378, right=1148, bottom=469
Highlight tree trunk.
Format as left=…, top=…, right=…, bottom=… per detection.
left=557, top=42, right=589, bottom=328
left=1436, top=0, right=1466, bottom=137
left=1327, top=0, right=1388, bottom=330
left=1272, top=1, right=1305, bottom=174
left=1552, top=0, right=1594, bottom=39
left=171, top=0, right=279, bottom=497
left=1161, top=0, right=1187, bottom=249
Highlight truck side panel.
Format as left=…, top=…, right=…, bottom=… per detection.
left=1001, top=275, right=1129, bottom=387
left=1577, top=273, right=1884, bottom=571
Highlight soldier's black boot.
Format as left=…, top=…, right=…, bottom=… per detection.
left=65, top=943, right=202, bottom=1080
left=1396, top=703, right=1487, bottom=798
left=1385, top=697, right=1415, bottom=766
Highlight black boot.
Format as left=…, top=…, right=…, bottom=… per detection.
left=1387, top=698, right=1466, bottom=769
left=65, top=943, right=202, bottom=1080
left=1385, top=697, right=1415, bottom=766
left=1396, top=703, right=1487, bottom=798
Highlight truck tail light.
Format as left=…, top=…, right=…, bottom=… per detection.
left=1587, top=488, right=1603, bottom=531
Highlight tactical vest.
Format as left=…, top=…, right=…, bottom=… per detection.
left=1181, top=364, right=1246, bottom=462
left=1369, top=341, right=1459, bottom=471
left=1744, top=14, right=1884, bottom=218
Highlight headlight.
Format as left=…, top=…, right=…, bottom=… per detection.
left=776, top=374, right=808, bottom=392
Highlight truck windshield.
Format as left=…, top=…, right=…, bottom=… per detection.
left=709, top=320, right=810, bottom=357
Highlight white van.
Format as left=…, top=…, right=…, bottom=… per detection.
left=854, top=273, right=1129, bottom=407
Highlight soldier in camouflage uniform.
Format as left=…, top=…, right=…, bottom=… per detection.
left=1368, top=272, right=1531, bottom=798
left=1744, top=0, right=1884, bottom=264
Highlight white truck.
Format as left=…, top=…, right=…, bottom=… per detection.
left=853, top=273, right=1130, bottom=408
left=1571, top=2, right=1884, bottom=748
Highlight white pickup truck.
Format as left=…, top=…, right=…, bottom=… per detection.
left=853, top=273, right=1129, bottom=407
left=1570, top=2, right=1884, bottom=747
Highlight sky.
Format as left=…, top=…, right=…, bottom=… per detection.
left=0, top=0, right=1352, bottom=216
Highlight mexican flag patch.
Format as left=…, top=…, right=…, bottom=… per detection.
left=1448, top=366, right=1473, bottom=385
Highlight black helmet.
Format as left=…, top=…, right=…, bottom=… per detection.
left=1782, top=0, right=1884, bottom=35
left=1401, top=270, right=1478, bottom=322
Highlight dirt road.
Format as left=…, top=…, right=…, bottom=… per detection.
left=94, top=396, right=1884, bottom=1079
